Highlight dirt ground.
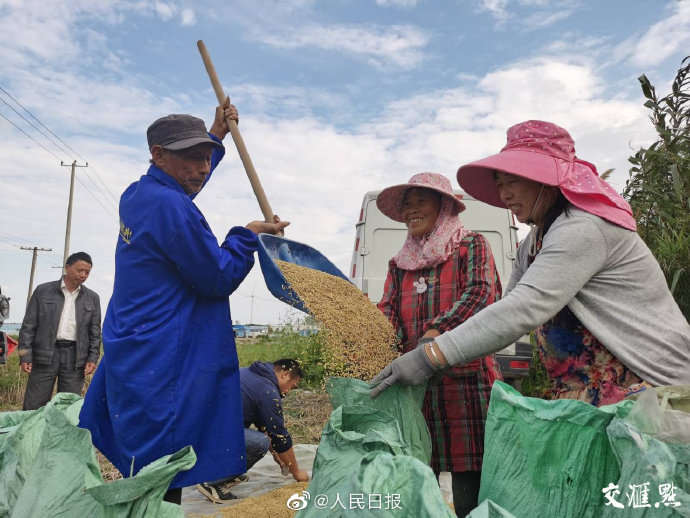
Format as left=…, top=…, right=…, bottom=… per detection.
left=282, top=388, right=332, bottom=444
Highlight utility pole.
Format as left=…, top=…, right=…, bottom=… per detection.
left=20, top=246, right=53, bottom=307
left=60, top=160, right=88, bottom=269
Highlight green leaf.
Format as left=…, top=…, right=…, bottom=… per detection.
left=639, top=75, right=655, bottom=100
left=670, top=163, right=684, bottom=200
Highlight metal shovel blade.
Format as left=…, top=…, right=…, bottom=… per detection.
left=256, top=234, right=352, bottom=313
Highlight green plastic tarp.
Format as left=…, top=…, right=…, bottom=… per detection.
left=479, top=381, right=690, bottom=518
left=0, top=393, right=196, bottom=518
left=466, top=499, right=516, bottom=518
left=603, top=388, right=690, bottom=518
left=296, top=377, right=454, bottom=517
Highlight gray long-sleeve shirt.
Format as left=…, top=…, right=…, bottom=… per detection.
left=435, top=208, right=690, bottom=386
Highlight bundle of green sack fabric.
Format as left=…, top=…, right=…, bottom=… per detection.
left=297, top=377, right=455, bottom=517
left=0, top=393, right=196, bottom=518
left=479, top=382, right=690, bottom=518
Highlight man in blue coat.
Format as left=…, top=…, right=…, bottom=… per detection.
left=79, top=101, right=288, bottom=504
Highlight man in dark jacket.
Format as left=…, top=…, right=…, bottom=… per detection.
left=18, top=251, right=101, bottom=410
left=198, top=359, right=309, bottom=503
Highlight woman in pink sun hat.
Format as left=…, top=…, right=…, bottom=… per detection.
left=374, top=172, right=503, bottom=517
left=371, top=121, right=690, bottom=408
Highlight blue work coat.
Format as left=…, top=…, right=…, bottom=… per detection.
left=79, top=138, right=257, bottom=488
left=241, top=362, right=292, bottom=453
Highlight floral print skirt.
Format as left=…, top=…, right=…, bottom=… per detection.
left=534, top=306, right=648, bottom=407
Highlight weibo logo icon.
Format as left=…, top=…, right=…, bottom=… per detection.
left=286, top=490, right=310, bottom=510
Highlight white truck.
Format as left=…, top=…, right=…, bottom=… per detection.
left=349, top=190, right=532, bottom=381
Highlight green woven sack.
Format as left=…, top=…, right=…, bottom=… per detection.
left=478, top=381, right=633, bottom=518
left=296, top=377, right=454, bottom=517
left=0, top=393, right=195, bottom=518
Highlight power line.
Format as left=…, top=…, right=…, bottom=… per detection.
left=83, top=164, right=120, bottom=204
left=74, top=174, right=118, bottom=219
left=60, top=160, right=89, bottom=267
left=0, top=232, right=36, bottom=246
left=20, top=246, right=52, bottom=307
left=0, top=94, right=71, bottom=159
left=0, top=109, right=117, bottom=217
left=0, top=111, right=62, bottom=160
left=0, top=84, right=120, bottom=207
left=0, top=109, right=118, bottom=218
left=0, top=85, right=82, bottom=159
left=232, top=292, right=273, bottom=302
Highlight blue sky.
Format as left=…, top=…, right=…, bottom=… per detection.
left=1, top=0, right=689, bottom=325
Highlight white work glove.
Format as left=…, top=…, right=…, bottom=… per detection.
left=369, top=338, right=439, bottom=399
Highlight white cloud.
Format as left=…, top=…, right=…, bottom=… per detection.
left=544, top=34, right=609, bottom=54
left=628, top=1, right=690, bottom=68
left=0, top=53, right=659, bottom=323
left=228, top=84, right=346, bottom=117
left=0, top=0, right=666, bottom=325
left=180, top=7, right=196, bottom=25
left=522, top=8, right=574, bottom=29
left=376, top=0, right=419, bottom=7
left=362, top=56, right=653, bottom=194
left=254, top=23, right=429, bottom=68
left=0, top=2, right=80, bottom=62
left=154, top=1, right=176, bottom=21
left=478, top=0, right=510, bottom=20
left=478, top=0, right=577, bottom=27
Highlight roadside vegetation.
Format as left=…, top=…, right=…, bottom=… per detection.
left=0, top=348, right=23, bottom=411
left=237, top=331, right=331, bottom=443
left=625, top=56, right=690, bottom=318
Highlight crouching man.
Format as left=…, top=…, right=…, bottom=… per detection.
left=198, top=359, right=310, bottom=503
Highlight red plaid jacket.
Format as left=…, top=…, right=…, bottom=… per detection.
left=377, top=232, right=502, bottom=472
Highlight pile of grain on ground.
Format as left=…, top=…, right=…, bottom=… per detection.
left=276, top=261, right=399, bottom=380
left=97, top=450, right=123, bottom=482
left=283, top=389, right=332, bottom=443
left=195, top=482, right=309, bottom=518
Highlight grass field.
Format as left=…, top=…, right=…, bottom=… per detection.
left=236, top=335, right=332, bottom=443
left=0, top=333, right=332, bottom=444
left=0, top=351, right=24, bottom=411
left=1, top=332, right=332, bottom=483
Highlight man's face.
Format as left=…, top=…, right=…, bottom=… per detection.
left=151, top=143, right=215, bottom=194
left=277, top=371, right=301, bottom=396
left=64, top=260, right=91, bottom=287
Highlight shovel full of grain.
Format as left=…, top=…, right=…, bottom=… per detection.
left=196, top=40, right=351, bottom=312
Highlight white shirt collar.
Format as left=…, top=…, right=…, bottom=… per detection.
left=61, top=278, right=81, bottom=294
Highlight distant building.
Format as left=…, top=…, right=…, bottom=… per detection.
left=245, top=325, right=269, bottom=338
left=232, top=322, right=320, bottom=338
left=232, top=324, right=269, bottom=338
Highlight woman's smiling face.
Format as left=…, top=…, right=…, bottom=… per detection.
left=401, top=187, right=442, bottom=237
left=494, top=171, right=545, bottom=224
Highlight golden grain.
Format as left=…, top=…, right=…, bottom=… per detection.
left=195, top=482, right=308, bottom=518
left=275, top=261, right=398, bottom=380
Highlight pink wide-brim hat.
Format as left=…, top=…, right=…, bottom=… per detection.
left=377, top=172, right=466, bottom=222
left=457, top=120, right=636, bottom=231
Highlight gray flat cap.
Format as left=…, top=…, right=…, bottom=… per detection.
left=147, top=114, right=223, bottom=151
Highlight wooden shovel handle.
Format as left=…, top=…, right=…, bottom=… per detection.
left=197, top=40, right=275, bottom=223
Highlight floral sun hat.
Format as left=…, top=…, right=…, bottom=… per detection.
left=456, top=120, right=636, bottom=231
left=376, top=172, right=466, bottom=223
